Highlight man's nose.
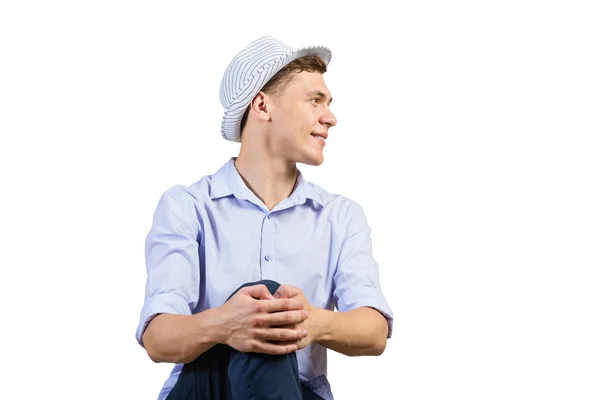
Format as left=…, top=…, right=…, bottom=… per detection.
left=321, top=108, right=337, bottom=128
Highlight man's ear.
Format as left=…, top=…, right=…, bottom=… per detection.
left=248, top=91, right=272, bottom=123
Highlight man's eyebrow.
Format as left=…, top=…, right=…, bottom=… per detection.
left=307, top=90, right=333, bottom=105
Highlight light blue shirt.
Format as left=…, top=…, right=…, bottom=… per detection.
left=136, top=158, right=394, bottom=400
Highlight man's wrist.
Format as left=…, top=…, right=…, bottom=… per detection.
left=190, top=307, right=225, bottom=346
left=311, top=307, right=334, bottom=344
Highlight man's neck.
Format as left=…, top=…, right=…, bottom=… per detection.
left=234, top=148, right=298, bottom=211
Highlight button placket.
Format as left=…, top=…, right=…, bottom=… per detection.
left=260, top=214, right=276, bottom=281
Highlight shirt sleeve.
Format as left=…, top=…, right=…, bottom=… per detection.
left=332, top=202, right=394, bottom=338
left=135, top=187, right=202, bottom=347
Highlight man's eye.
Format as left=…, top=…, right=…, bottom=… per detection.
left=310, top=98, right=318, bottom=104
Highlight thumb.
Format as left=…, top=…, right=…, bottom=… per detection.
left=274, top=284, right=299, bottom=299
left=243, top=284, right=274, bottom=300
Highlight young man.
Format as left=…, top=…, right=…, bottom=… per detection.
left=136, top=35, right=394, bottom=400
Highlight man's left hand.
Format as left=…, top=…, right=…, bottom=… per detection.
left=273, top=284, right=321, bottom=350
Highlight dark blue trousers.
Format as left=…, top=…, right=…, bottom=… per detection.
left=165, top=280, right=324, bottom=400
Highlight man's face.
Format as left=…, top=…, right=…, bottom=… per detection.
left=267, top=71, right=337, bottom=166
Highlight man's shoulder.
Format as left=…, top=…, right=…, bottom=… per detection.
left=158, top=172, right=216, bottom=207
left=303, top=180, right=363, bottom=218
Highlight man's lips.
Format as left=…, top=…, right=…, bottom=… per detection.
left=310, top=132, right=328, bottom=140
left=311, top=132, right=327, bottom=147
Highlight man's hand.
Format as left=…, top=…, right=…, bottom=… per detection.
left=273, top=284, right=321, bottom=350
left=217, top=284, right=309, bottom=355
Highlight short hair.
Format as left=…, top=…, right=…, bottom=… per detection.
left=239, top=55, right=328, bottom=135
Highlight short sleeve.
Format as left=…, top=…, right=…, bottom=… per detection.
left=332, top=203, right=394, bottom=338
left=135, top=187, right=202, bottom=347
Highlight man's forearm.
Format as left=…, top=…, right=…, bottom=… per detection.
left=142, top=307, right=223, bottom=364
left=313, top=307, right=389, bottom=357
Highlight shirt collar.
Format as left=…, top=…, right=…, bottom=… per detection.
left=209, top=158, right=236, bottom=199
left=210, top=158, right=324, bottom=207
left=292, top=170, right=324, bottom=207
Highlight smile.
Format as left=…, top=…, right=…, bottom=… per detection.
left=311, top=134, right=327, bottom=146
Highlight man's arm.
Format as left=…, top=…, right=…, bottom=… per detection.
left=138, top=189, right=307, bottom=364
left=274, top=286, right=389, bottom=357
left=312, top=306, right=388, bottom=356
left=328, top=201, right=394, bottom=353
left=142, top=285, right=309, bottom=364
left=274, top=201, right=394, bottom=356
left=143, top=310, right=218, bottom=364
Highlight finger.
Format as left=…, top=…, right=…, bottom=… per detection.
left=273, top=284, right=300, bottom=299
left=272, top=324, right=298, bottom=330
left=256, top=298, right=304, bottom=313
left=243, top=284, right=274, bottom=300
left=254, top=328, right=307, bottom=342
left=251, top=340, right=298, bottom=355
left=272, top=340, right=303, bottom=347
left=260, top=310, right=308, bottom=326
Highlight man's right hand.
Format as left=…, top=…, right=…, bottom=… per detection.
left=217, top=284, right=309, bottom=355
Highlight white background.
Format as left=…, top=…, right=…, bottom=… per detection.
left=1, top=1, right=599, bottom=399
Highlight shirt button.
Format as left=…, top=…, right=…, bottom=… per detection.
left=264, top=254, right=271, bottom=261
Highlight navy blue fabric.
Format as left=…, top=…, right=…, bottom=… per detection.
left=165, top=280, right=324, bottom=400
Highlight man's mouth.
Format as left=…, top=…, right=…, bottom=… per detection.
left=311, top=133, right=327, bottom=146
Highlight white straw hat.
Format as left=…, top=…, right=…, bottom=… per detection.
left=219, top=35, right=332, bottom=142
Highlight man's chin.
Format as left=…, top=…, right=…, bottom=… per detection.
left=298, top=156, right=324, bottom=167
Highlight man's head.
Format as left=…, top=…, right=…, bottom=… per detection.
left=240, top=55, right=337, bottom=166
left=219, top=35, right=337, bottom=166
